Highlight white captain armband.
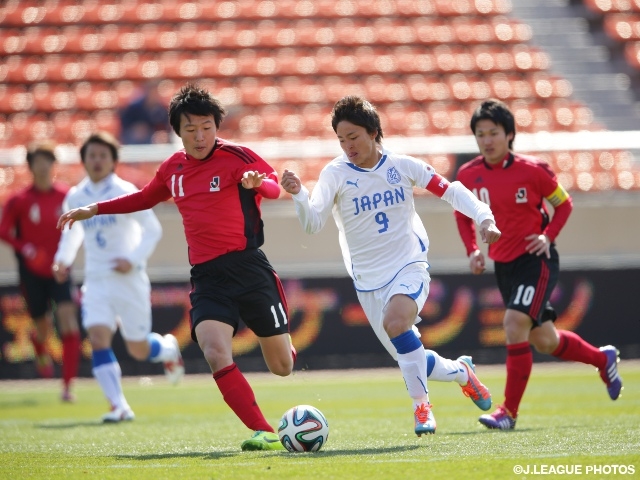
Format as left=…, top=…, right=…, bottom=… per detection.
left=546, top=184, right=570, bottom=207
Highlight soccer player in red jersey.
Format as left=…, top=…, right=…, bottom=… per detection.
left=57, top=84, right=294, bottom=450
left=0, top=142, right=81, bottom=402
left=454, top=99, right=623, bottom=430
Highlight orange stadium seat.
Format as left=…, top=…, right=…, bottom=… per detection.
left=604, top=14, right=640, bottom=41
left=624, top=41, right=640, bottom=68
left=584, top=0, right=640, bottom=14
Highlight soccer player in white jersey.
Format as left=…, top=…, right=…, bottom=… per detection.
left=52, top=132, right=184, bottom=423
left=281, top=96, right=502, bottom=435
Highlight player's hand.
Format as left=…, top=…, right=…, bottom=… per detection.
left=469, top=249, right=486, bottom=275
left=241, top=171, right=266, bottom=189
left=112, top=258, right=133, bottom=273
left=280, top=169, right=302, bottom=195
left=52, top=262, right=70, bottom=283
left=57, top=204, right=98, bottom=230
left=525, top=233, right=551, bottom=258
left=479, top=219, right=501, bottom=244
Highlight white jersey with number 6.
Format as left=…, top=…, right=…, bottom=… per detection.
left=291, top=149, right=494, bottom=291
left=55, top=173, right=162, bottom=278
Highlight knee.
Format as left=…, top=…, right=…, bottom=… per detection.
left=383, top=317, right=407, bottom=339
left=531, top=337, right=557, bottom=355
left=200, top=344, right=231, bottom=373
left=268, top=358, right=293, bottom=377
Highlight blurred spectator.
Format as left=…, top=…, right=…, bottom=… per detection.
left=119, top=81, right=171, bottom=144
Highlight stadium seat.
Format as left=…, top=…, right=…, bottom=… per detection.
left=584, top=0, right=640, bottom=14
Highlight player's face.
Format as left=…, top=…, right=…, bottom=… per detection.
left=179, top=114, right=217, bottom=160
left=336, top=121, right=380, bottom=169
left=473, top=119, right=513, bottom=165
left=29, top=154, right=54, bottom=185
left=83, top=142, right=116, bottom=183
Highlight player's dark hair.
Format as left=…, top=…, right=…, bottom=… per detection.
left=26, top=141, right=57, bottom=167
left=80, top=131, right=120, bottom=163
left=470, top=98, right=516, bottom=150
left=331, top=96, right=383, bottom=143
left=168, top=83, right=227, bottom=135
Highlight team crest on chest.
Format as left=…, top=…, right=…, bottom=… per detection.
left=386, top=167, right=401, bottom=184
left=515, top=187, right=527, bottom=203
left=29, top=204, right=41, bottom=224
left=210, top=176, right=220, bottom=192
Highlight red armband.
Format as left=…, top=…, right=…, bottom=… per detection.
left=426, top=173, right=449, bottom=198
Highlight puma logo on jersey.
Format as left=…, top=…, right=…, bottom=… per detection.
left=210, top=176, right=220, bottom=192
left=516, top=187, right=527, bottom=203
left=346, top=179, right=359, bottom=188
left=400, top=283, right=411, bottom=290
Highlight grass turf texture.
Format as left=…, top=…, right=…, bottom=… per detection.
left=1, top=362, right=639, bottom=479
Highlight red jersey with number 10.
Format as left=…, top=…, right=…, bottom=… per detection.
left=97, top=138, right=279, bottom=266
left=455, top=153, right=572, bottom=263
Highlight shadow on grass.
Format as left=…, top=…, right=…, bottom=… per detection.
left=115, top=452, right=239, bottom=461
left=446, top=427, right=537, bottom=436
left=36, top=421, right=103, bottom=429
left=114, top=445, right=421, bottom=461
left=0, top=398, right=39, bottom=408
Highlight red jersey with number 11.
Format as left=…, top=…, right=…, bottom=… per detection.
left=455, top=153, right=572, bottom=263
left=97, top=138, right=280, bottom=266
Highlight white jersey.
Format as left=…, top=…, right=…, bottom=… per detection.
left=55, top=173, right=162, bottom=278
left=292, top=148, right=494, bottom=291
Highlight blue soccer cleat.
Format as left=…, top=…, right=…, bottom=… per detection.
left=458, top=355, right=492, bottom=411
left=414, top=402, right=436, bottom=436
left=478, top=404, right=516, bottom=430
left=598, top=345, right=623, bottom=400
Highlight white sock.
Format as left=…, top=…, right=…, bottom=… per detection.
left=147, top=332, right=178, bottom=363
left=425, top=350, right=469, bottom=385
left=93, top=362, right=129, bottom=410
left=397, top=347, right=430, bottom=407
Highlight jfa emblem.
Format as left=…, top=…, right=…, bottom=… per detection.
left=515, top=187, right=527, bottom=203
left=210, top=176, right=220, bottom=192
left=387, top=167, right=401, bottom=184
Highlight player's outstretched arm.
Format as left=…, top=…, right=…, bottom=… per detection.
left=479, top=219, right=501, bottom=244
left=57, top=203, right=98, bottom=230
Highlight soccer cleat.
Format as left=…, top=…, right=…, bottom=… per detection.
left=414, top=402, right=436, bottom=436
left=598, top=345, right=623, bottom=400
left=102, top=405, right=135, bottom=423
left=478, top=404, right=516, bottom=430
left=240, top=431, right=285, bottom=451
left=61, top=389, right=76, bottom=403
left=458, top=355, right=492, bottom=411
left=35, top=353, right=54, bottom=379
left=163, top=334, right=185, bottom=385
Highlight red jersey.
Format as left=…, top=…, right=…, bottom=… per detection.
left=0, top=182, right=69, bottom=277
left=98, top=138, right=281, bottom=266
left=455, top=153, right=572, bottom=263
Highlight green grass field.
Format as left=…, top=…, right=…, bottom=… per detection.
left=1, top=361, right=639, bottom=480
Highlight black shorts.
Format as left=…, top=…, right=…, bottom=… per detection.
left=19, top=262, right=74, bottom=319
left=494, top=246, right=559, bottom=327
left=188, top=248, right=290, bottom=342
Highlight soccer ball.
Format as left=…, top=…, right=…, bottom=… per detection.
left=278, top=405, right=329, bottom=452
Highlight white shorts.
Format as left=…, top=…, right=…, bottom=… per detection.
left=81, top=270, right=152, bottom=342
left=356, top=263, right=430, bottom=361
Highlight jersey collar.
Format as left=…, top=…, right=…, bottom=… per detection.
left=346, top=149, right=388, bottom=172
left=483, top=152, right=514, bottom=170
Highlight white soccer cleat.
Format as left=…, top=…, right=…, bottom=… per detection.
left=102, top=405, right=135, bottom=423
left=163, top=334, right=185, bottom=385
